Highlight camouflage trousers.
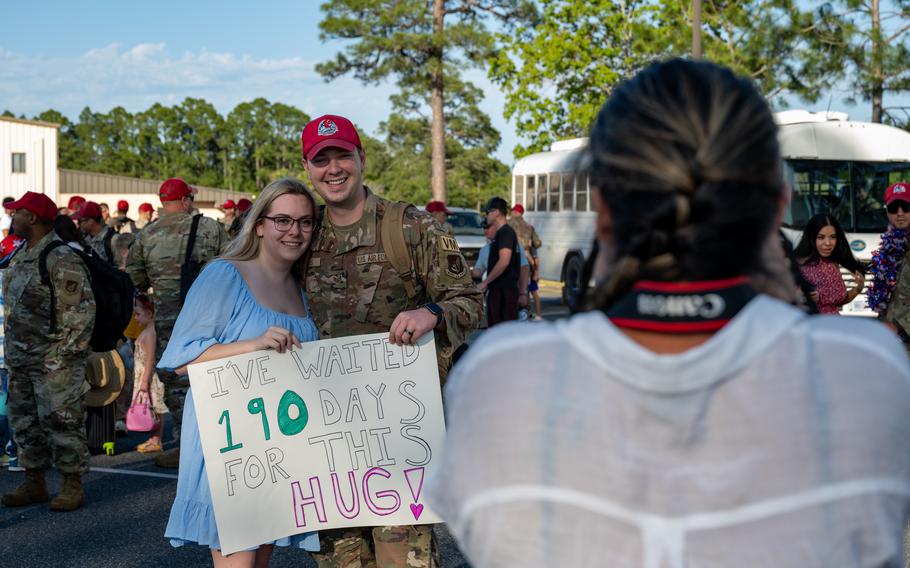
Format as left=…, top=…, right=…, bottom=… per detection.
left=7, top=358, right=89, bottom=474
left=155, top=319, right=189, bottom=442
left=312, top=525, right=436, bottom=568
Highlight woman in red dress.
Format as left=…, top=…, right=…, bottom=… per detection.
left=794, top=214, right=865, bottom=314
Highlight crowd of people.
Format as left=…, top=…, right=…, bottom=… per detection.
left=0, top=59, right=909, bottom=567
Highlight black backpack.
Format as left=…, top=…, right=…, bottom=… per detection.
left=39, top=241, right=136, bottom=352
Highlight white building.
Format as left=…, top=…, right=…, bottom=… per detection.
left=0, top=116, right=59, bottom=202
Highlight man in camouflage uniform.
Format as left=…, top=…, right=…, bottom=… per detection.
left=508, top=203, right=543, bottom=319
left=126, top=178, right=228, bottom=468
left=1, top=192, right=95, bottom=512
left=302, top=115, right=482, bottom=568
left=72, top=201, right=115, bottom=264
left=425, top=201, right=454, bottom=236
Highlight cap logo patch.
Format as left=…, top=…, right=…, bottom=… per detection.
left=318, top=119, right=338, bottom=137
left=897, top=185, right=907, bottom=193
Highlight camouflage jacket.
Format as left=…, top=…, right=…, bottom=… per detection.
left=126, top=211, right=228, bottom=324
left=85, top=226, right=115, bottom=263
left=885, top=256, right=910, bottom=340
left=3, top=231, right=95, bottom=366
left=306, top=188, right=483, bottom=368
left=508, top=215, right=542, bottom=257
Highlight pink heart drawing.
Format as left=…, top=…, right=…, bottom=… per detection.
left=409, top=503, right=424, bottom=521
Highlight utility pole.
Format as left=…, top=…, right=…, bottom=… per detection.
left=692, top=0, right=702, bottom=59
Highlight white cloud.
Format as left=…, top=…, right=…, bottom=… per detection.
left=0, top=42, right=521, bottom=163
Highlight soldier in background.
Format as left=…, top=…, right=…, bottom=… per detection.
left=136, top=202, right=155, bottom=230
left=303, top=114, right=482, bottom=568
left=72, top=201, right=116, bottom=264
left=219, top=199, right=237, bottom=229
left=125, top=178, right=228, bottom=469
left=227, top=198, right=253, bottom=239
left=98, top=203, right=112, bottom=226
left=425, top=200, right=454, bottom=235
left=509, top=203, right=543, bottom=319
left=109, top=200, right=137, bottom=233
left=1, top=192, right=95, bottom=512
left=66, top=196, right=86, bottom=216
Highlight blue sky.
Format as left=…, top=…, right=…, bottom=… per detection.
left=0, top=1, right=514, bottom=161
left=0, top=1, right=889, bottom=167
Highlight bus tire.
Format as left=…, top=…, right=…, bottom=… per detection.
left=561, top=254, right=584, bottom=309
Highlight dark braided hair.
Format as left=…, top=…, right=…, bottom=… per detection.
left=582, top=59, right=788, bottom=311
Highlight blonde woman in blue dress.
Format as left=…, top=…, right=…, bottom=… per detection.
left=159, top=178, right=320, bottom=567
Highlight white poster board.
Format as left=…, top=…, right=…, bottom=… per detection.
left=187, top=332, right=445, bottom=555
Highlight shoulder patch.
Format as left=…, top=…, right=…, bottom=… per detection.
left=439, top=235, right=460, bottom=253
left=445, top=253, right=467, bottom=279
left=57, top=267, right=84, bottom=306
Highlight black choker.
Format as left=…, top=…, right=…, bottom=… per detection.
left=606, top=276, right=755, bottom=333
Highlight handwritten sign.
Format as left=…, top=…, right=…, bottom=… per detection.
left=188, top=332, right=445, bottom=555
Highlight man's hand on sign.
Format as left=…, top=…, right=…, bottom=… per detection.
left=389, top=308, right=437, bottom=346
left=253, top=326, right=301, bottom=354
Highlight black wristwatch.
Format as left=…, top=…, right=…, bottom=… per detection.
left=422, top=302, right=444, bottom=326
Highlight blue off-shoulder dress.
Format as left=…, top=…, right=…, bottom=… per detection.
left=158, top=259, right=320, bottom=552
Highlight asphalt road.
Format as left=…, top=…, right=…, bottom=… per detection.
left=0, top=285, right=570, bottom=567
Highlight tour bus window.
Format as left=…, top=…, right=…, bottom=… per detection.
left=561, top=173, right=575, bottom=211
left=785, top=160, right=853, bottom=232
left=513, top=175, right=525, bottom=206
left=536, top=174, right=547, bottom=212
left=527, top=175, right=536, bottom=211
left=576, top=172, right=588, bottom=212
left=852, top=162, right=910, bottom=233
left=786, top=160, right=910, bottom=233
left=549, top=173, right=561, bottom=212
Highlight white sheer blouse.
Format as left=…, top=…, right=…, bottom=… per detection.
left=428, top=296, right=910, bottom=567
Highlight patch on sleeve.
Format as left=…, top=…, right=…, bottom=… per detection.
left=356, top=252, right=387, bottom=265
left=309, top=257, right=321, bottom=268
left=445, top=253, right=466, bottom=279
left=439, top=235, right=460, bottom=253
left=57, top=268, right=84, bottom=306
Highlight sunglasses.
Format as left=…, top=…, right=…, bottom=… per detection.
left=887, top=201, right=910, bottom=214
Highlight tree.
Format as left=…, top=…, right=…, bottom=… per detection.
left=33, top=109, right=82, bottom=171
left=801, top=0, right=910, bottom=124
left=490, top=0, right=818, bottom=157
left=371, top=72, right=509, bottom=207
left=317, top=0, right=532, bottom=202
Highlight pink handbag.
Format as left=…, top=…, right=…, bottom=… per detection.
left=126, top=391, right=159, bottom=432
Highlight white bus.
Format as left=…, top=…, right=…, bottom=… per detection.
left=511, top=111, right=910, bottom=314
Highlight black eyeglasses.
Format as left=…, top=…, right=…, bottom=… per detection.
left=887, top=201, right=910, bottom=214
left=261, top=215, right=315, bottom=232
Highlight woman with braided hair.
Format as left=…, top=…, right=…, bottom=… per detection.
left=428, top=59, right=910, bottom=567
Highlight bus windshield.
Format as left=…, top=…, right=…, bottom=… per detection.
left=784, top=160, right=910, bottom=233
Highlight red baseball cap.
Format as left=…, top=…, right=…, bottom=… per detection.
left=426, top=201, right=452, bottom=214
left=301, top=115, right=363, bottom=162
left=222, top=199, right=236, bottom=210
left=67, top=195, right=86, bottom=211
left=117, top=199, right=129, bottom=212
left=886, top=182, right=910, bottom=205
left=138, top=202, right=154, bottom=213
left=512, top=203, right=525, bottom=215
left=236, top=198, right=253, bottom=213
left=7, top=191, right=59, bottom=221
left=72, top=201, right=103, bottom=220
left=159, top=178, right=194, bottom=202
